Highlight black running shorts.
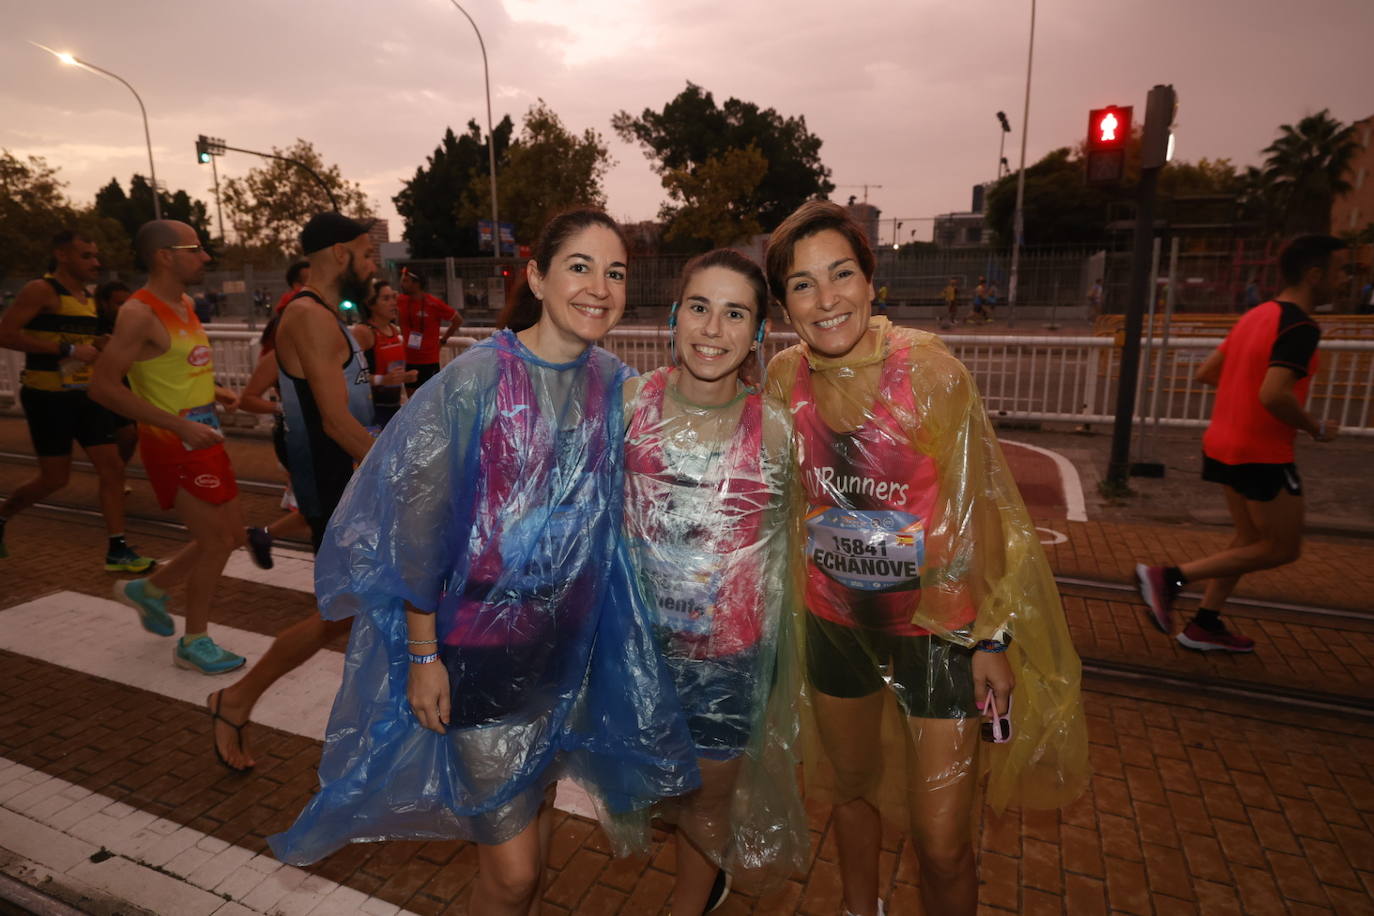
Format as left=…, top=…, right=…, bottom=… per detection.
left=20, top=387, right=120, bottom=457
left=805, top=612, right=976, bottom=719
left=1202, top=454, right=1302, bottom=502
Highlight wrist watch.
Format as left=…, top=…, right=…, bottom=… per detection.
left=975, top=632, right=1013, bottom=653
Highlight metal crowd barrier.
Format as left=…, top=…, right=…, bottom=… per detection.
left=2, top=328, right=1371, bottom=436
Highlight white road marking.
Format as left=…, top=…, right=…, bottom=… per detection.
left=1000, top=438, right=1089, bottom=522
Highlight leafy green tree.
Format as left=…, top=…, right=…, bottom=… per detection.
left=661, top=145, right=768, bottom=247
left=1261, top=109, right=1360, bottom=236
left=613, top=82, right=834, bottom=233
left=985, top=148, right=1114, bottom=247
left=222, top=139, right=373, bottom=257
left=0, top=151, right=77, bottom=281
left=461, top=101, right=610, bottom=247
left=94, top=175, right=212, bottom=246
left=394, top=118, right=514, bottom=258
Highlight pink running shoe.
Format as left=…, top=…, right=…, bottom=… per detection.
left=1176, top=621, right=1255, bottom=653
left=1135, top=564, right=1177, bottom=633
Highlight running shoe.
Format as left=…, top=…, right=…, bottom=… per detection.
left=1135, top=563, right=1179, bottom=633
left=105, top=544, right=155, bottom=573
left=245, top=526, right=274, bottom=570
left=704, top=869, right=731, bottom=913
left=174, top=636, right=246, bottom=675
left=1176, top=621, right=1255, bottom=653
left=112, top=579, right=174, bottom=637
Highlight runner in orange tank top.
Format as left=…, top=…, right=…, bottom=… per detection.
left=90, top=220, right=248, bottom=676
left=1135, top=235, right=1346, bottom=652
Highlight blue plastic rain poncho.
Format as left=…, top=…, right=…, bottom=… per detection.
left=617, top=367, right=807, bottom=891
left=269, top=330, right=699, bottom=865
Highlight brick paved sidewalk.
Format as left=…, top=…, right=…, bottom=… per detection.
left=3, top=506, right=1374, bottom=912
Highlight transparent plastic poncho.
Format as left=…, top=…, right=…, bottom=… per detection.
left=614, top=368, right=807, bottom=890
left=765, top=317, right=1088, bottom=836
left=269, top=330, right=699, bottom=865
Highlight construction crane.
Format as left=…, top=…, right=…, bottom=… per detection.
left=836, top=184, right=884, bottom=204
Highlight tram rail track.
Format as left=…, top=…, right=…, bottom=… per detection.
left=7, top=476, right=1373, bottom=719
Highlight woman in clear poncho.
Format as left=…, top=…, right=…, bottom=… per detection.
left=268, top=209, right=698, bottom=915
left=763, top=201, right=1089, bottom=916
left=621, top=250, right=807, bottom=914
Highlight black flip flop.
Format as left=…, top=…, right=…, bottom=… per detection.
left=207, top=690, right=254, bottom=773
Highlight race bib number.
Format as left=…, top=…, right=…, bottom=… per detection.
left=806, top=506, right=924, bottom=592
left=179, top=402, right=221, bottom=450
left=638, top=545, right=720, bottom=637
left=59, top=357, right=92, bottom=390
left=407, top=331, right=424, bottom=350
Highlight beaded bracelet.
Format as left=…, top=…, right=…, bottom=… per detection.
left=408, top=652, right=439, bottom=664
left=406, top=639, right=438, bottom=646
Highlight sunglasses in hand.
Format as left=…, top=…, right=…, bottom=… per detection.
left=980, top=690, right=1013, bottom=744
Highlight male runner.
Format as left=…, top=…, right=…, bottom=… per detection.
left=207, top=212, right=377, bottom=771
left=397, top=267, right=461, bottom=393
left=0, top=230, right=152, bottom=570
left=275, top=260, right=310, bottom=315
left=90, top=220, right=246, bottom=674
left=1136, top=235, right=1344, bottom=651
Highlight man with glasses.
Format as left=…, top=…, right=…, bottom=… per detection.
left=0, top=230, right=153, bottom=571
left=90, top=220, right=247, bottom=675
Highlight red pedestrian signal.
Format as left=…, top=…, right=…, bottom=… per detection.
left=1087, top=106, right=1132, bottom=150
left=1086, top=105, right=1132, bottom=184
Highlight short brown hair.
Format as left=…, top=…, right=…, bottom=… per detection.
left=764, top=199, right=875, bottom=303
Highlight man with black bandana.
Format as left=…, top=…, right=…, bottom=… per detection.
left=204, top=212, right=376, bottom=772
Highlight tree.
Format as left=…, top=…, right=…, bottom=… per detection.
left=222, top=139, right=373, bottom=256
left=461, top=101, right=611, bottom=247
left=661, top=145, right=768, bottom=247
left=0, top=151, right=75, bottom=281
left=613, top=82, right=834, bottom=233
left=94, top=175, right=212, bottom=247
left=394, top=118, right=514, bottom=258
left=985, top=148, right=1114, bottom=247
left=1261, top=109, right=1360, bottom=236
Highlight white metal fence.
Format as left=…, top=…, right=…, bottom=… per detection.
left=3, top=328, right=1372, bottom=436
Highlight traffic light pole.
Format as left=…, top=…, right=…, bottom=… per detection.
left=1105, top=164, right=1160, bottom=489
left=209, top=153, right=226, bottom=243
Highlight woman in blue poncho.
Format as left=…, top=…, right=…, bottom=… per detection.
left=270, top=209, right=697, bottom=914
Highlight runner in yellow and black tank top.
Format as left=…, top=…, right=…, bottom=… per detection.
left=0, top=230, right=151, bottom=571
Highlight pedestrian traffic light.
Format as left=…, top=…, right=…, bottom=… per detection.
left=1085, top=105, right=1132, bottom=184
left=196, top=135, right=211, bottom=164
left=1140, top=85, right=1177, bottom=170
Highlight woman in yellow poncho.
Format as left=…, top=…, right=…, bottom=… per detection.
left=764, top=201, right=1088, bottom=916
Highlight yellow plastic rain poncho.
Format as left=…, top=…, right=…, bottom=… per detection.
left=766, top=317, right=1088, bottom=834
left=617, top=366, right=808, bottom=891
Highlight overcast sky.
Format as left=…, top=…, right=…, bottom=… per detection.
left=4, top=0, right=1371, bottom=247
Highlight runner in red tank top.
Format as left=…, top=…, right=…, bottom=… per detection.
left=764, top=201, right=1086, bottom=916
left=352, top=278, right=416, bottom=429
left=1136, top=235, right=1345, bottom=652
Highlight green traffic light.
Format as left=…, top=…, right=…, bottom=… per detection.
left=340, top=300, right=356, bottom=311
left=198, top=152, right=211, bottom=163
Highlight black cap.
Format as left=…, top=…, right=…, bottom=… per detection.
left=300, top=212, right=375, bottom=255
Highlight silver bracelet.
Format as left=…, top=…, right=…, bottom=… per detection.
left=406, top=639, right=438, bottom=646
left=408, top=652, right=439, bottom=664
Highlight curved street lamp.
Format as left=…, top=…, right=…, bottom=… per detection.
left=32, top=41, right=162, bottom=220
left=1006, top=0, right=1036, bottom=328
left=446, top=2, right=501, bottom=261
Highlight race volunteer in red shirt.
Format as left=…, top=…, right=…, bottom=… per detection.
left=1136, top=234, right=1345, bottom=653
left=396, top=267, right=461, bottom=392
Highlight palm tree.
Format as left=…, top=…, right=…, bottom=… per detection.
left=1261, top=109, right=1360, bottom=236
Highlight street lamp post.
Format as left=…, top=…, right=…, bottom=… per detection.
left=1006, top=0, right=1036, bottom=328
left=33, top=42, right=161, bottom=221
left=996, top=111, right=1011, bottom=179
left=446, top=2, right=501, bottom=262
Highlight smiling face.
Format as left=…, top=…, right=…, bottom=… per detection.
left=527, top=224, right=627, bottom=348
left=675, top=265, right=760, bottom=385
left=781, top=228, right=875, bottom=358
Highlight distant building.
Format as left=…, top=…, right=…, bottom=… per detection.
left=621, top=220, right=663, bottom=257
left=1332, top=114, right=1374, bottom=235
left=367, top=219, right=391, bottom=248
left=933, top=184, right=990, bottom=249
left=844, top=200, right=881, bottom=248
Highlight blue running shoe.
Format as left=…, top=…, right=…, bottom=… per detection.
left=174, top=636, right=246, bottom=675
left=113, top=579, right=174, bottom=637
